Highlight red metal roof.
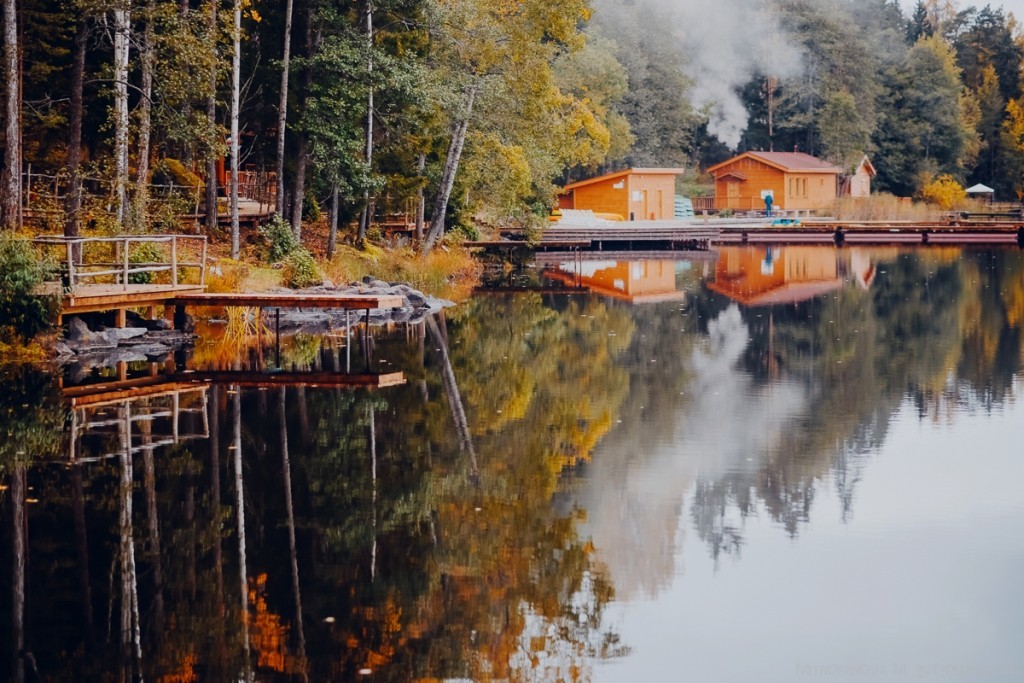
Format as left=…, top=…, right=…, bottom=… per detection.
left=563, top=167, right=686, bottom=192
left=708, top=152, right=841, bottom=175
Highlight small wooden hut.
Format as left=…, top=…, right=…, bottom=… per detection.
left=558, top=168, right=685, bottom=221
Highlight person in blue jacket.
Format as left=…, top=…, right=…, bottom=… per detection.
left=764, top=192, right=774, bottom=217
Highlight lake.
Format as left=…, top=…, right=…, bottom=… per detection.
left=2, top=245, right=1023, bottom=682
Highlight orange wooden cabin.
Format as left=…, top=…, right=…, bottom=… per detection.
left=546, top=259, right=684, bottom=304
left=707, top=152, right=841, bottom=212
left=706, top=246, right=842, bottom=307
left=558, top=168, right=685, bottom=221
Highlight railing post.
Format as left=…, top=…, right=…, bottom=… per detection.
left=123, top=237, right=130, bottom=290
left=64, top=241, right=74, bottom=290
left=200, top=238, right=208, bottom=288
left=171, top=235, right=179, bottom=287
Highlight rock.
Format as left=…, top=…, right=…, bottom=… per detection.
left=66, top=317, right=93, bottom=342
left=108, top=327, right=148, bottom=341
left=126, top=310, right=171, bottom=331
left=406, top=291, right=427, bottom=307
left=54, top=341, right=75, bottom=359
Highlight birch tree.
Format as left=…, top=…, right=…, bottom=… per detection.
left=274, top=0, right=294, bottom=217
left=113, top=3, right=131, bottom=224
left=2, top=0, right=20, bottom=228
left=421, top=0, right=595, bottom=253
left=229, top=0, right=240, bottom=258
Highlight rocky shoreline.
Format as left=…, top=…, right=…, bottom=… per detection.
left=56, top=279, right=453, bottom=371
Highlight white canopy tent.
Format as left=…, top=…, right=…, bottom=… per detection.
left=965, top=183, right=995, bottom=194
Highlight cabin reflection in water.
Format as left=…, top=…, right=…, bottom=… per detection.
left=545, top=259, right=688, bottom=303
left=707, top=246, right=878, bottom=306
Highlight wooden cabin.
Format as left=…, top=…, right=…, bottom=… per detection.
left=706, top=246, right=842, bottom=307
left=841, top=155, right=876, bottom=198
left=545, top=259, right=684, bottom=304
left=558, top=168, right=685, bottom=221
left=707, top=152, right=841, bottom=212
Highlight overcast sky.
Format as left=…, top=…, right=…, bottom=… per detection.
left=897, top=0, right=1024, bottom=21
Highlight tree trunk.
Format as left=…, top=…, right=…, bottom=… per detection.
left=113, top=6, right=132, bottom=225
left=279, top=389, right=308, bottom=680
left=326, top=183, right=339, bottom=258
left=356, top=0, right=374, bottom=244
left=209, top=385, right=227, bottom=674
left=415, top=153, right=425, bottom=240
left=204, top=0, right=218, bottom=234
left=229, top=0, right=241, bottom=258
left=10, top=465, right=26, bottom=683
left=274, top=0, right=294, bottom=216
left=1, top=0, right=19, bottom=229
left=65, top=20, right=87, bottom=238
left=425, top=314, right=478, bottom=480
left=289, top=17, right=317, bottom=239
left=291, top=133, right=307, bottom=239
left=422, top=82, right=478, bottom=254
left=143, top=446, right=165, bottom=631
left=133, top=5, right=154, bottom=228
left=71, top=465, right=94, bottom=638
left=232, top=387, right=252, bottom=680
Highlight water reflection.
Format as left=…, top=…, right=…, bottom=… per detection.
left=2, top=247, right=1023, bottom=681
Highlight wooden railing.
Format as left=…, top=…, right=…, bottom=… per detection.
left=33, top=234, right=207, bottom=292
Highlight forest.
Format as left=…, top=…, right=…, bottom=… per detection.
left=1, top=0, right=1023, bottom=252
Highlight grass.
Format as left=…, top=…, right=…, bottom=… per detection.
left=323, top=243, right=483, bottom=302
left=829, top=193, right=992, bottom=221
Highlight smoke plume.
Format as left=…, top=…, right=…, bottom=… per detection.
left=595, top=0, right=804, bottom=149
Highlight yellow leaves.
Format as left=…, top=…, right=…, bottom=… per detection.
left=919, top=174, right=966, bottom=210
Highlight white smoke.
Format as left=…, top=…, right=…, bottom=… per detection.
left=593, top=0, right=804, bottom=149
left=675, top=0, right=803, bottom=148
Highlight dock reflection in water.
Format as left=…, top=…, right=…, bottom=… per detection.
left=3, top=248, right=1024, bottom=681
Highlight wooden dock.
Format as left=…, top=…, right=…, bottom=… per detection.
left=63, top=369, right=406, bottom=408
left=173, top=292, right=405, bottom=310
left=33, top=234, right=407, bottom=325
left=541, top=221, right=720, bottom=248
left=482, top=219, right=1024, bottom=250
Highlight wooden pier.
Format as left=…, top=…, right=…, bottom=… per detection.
left=33, top=234, right=406, bottom=326
left=477, top=218, right=1024, bottom=251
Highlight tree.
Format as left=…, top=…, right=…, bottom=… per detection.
left=112, top=2, right=131, bottom=224
left=274, top=0, right=295, bottom=217
left=2, top=0, right=20, bottom=228
left=873, top=35, right=974, bottom=195
left=421, top=0, right=598, bottom=253
left=997, top=97, right=1024, bottom=200
left=229, top=0, right=240, bottom=258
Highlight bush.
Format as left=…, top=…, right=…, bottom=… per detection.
left=261, top=215, right=298, bottom=262
left=128, top=241, right=165, bottom=284
left=283, top=248, right=322, bottom=289
left=0, top=236, right=57, bottom=341
left=920, top=174, right=967, bottom=210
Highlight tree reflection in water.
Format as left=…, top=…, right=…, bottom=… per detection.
left=1, top=247, right=1023, bottom=680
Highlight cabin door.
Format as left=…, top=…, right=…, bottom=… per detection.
left=727, top=182, right=739, bottom=208
left=641, top=190, right=649, bottom=220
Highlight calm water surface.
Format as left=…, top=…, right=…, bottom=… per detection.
left=1, top=246, right=1022, bottom=682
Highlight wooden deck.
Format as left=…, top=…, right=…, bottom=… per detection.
left=58, top=284, right=207, bottom=316
left=541, top=221, right=720, bottom=247
left=63, top=370, right=406, bottom=407
left=173, top=292, right=405, bottom=310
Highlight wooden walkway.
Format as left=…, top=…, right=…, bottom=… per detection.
left=63, top=370, right=406, bottom=407
left=716, top=224, right=1024, bottom=246
left=174, top=292, right=405, bottom=310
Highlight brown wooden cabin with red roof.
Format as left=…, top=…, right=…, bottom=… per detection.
left=707, top=152, right=841, bottom=212
left=558, top=168, right=685, bottom=221
left=706, top=246, right=842, bottom=307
